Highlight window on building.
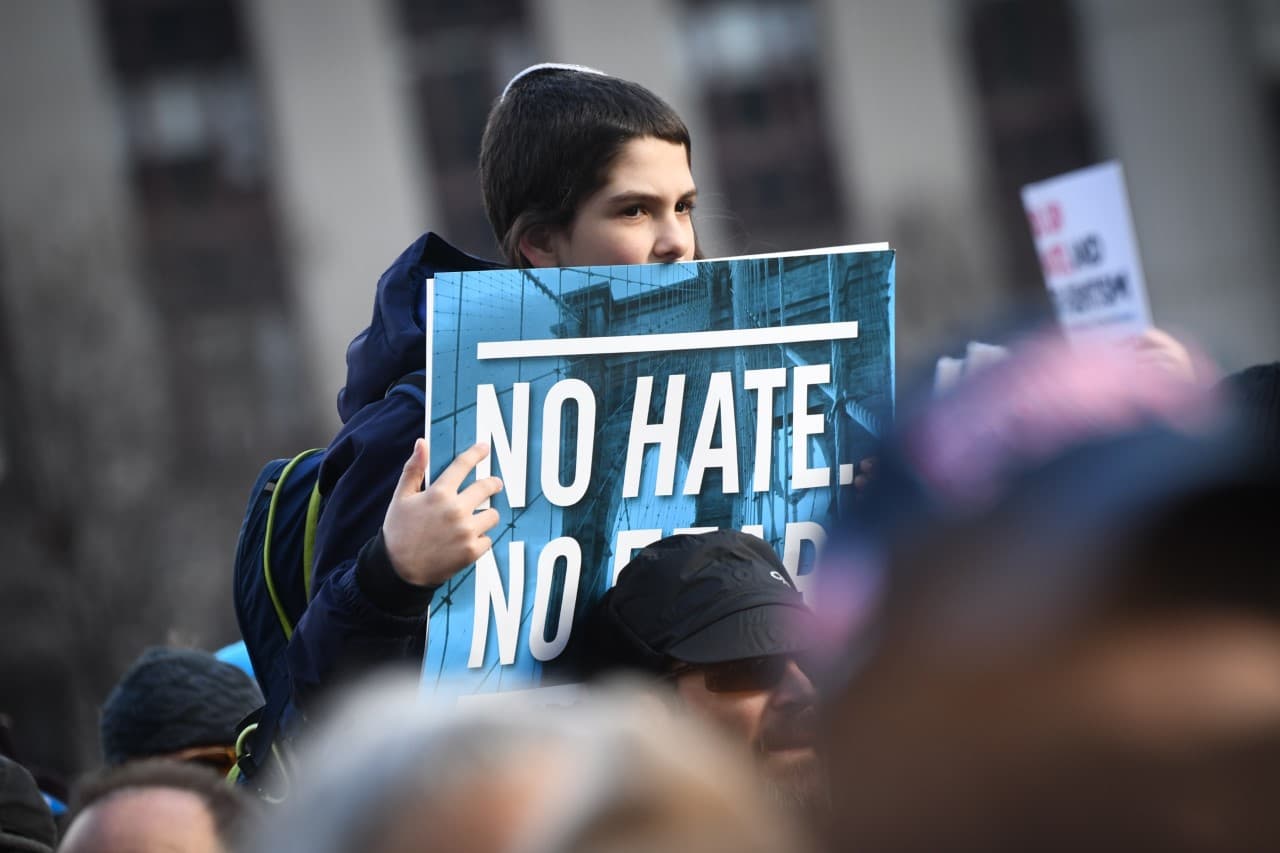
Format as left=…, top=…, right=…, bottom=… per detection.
left=966, top=0, right=1100, bottom=291
left=681, top=0, right=849, bottom=253
left=395, top=0, right=535, bottom=259
left=1246, top=0, right=1280, bottom=200
left=96, top=0, right=306, bottom=462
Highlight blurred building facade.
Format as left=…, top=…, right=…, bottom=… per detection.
left=1, top=0, right=1278, bottom=777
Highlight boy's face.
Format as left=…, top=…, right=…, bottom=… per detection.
left=528, top=136, right=697, bottom=267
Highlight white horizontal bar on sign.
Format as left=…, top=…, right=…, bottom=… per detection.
left=476, top=321, right=858, bottom=360
left=716, top=242, right=890, bottom=261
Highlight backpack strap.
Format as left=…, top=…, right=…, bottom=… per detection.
left=239, top=369, right=428, bottom=798
left=302, top=479, right=323, bottom=602
left=263, top=448, right=324, bottom=639
left=297, top=371, right=423, bottom=605
left=230, top=693, right=293, bottom=801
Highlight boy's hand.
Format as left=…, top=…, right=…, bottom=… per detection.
left=381, top=438, right=503, bottom=587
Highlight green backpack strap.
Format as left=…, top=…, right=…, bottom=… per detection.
left=230, top=719, right=292, bottom=803
left=263, top=448, right=324, bottom=640
left=264, top=373, right=420, bottom=641
left=302, top=479, right=323, bottom=602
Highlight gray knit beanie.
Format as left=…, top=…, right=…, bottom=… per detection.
left=99, top=647, right=263, bottom=767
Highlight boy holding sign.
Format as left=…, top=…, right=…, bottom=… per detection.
left=288, top=64, right=701, bottom=711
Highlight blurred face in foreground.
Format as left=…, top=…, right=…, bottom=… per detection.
left=377, top=755, right=555, bottom=853
left=323, top=685, right=812, bottom=853
left=59, top=787, right=225, bottom=853
left=672, top=655, right=822, bottom=807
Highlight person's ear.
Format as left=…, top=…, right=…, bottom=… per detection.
left=518, top=225, right=561, bottom=268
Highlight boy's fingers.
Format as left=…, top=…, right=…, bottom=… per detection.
left=434, top=443, right=491, bottom=492
left=459, top=476, right=504, bottom=510
left=470, top=507, right=500, bottom=536
left=395, top=438, right=429, bottom=497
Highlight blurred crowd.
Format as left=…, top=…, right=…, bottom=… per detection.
left=3, top=326, right=1275, bottom=853
left=3, top=61, right=1279, bottom=853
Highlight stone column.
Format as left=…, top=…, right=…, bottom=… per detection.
left=1074, top=0, right=1280, bottom=371
left=246, top=0, right=436, bottom=420
left=813, top=0, right=1010, bottom=372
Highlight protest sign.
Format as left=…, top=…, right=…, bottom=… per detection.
left=423, top=246, right=895, bottom=696
left=1021, top=161, right=1152, bottom=340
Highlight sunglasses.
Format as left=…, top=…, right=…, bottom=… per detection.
left=665, top=655, right=805, bottom=693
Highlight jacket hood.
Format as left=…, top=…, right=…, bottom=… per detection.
left=338, top=232, right=501, bottom=421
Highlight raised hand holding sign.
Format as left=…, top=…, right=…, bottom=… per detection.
left=382, top=439, right=504, bottom=588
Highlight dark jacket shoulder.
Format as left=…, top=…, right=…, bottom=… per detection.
left=287, top=232, right=501, bottom=709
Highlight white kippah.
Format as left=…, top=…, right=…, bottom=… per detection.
left=500, top=62, right=609, bottom=101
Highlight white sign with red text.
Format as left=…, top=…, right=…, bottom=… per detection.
left=1021, top=162, right=1152, bottom=340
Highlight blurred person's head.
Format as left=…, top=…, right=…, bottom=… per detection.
left=813, top=329, right=1280, bottom=852
left=59, top=760, right=254, bottom=853
left=1219, top=360, right=1279, bottom=472
left=480, top=64, right=698, bottom=268
left=247, top=675, right=810, bottom=853
left=568, top=530, right=821, bottom=808
left=0, top=755, right=56, bottom=853
left=99, top=647, right=262, bottom=775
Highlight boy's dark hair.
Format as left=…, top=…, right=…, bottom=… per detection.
left=69, top=760, right=255, bottom=847
left=480, top=66, right=693, bottom=267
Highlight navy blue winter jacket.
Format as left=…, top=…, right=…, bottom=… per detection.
left=286, top=232, right=501, bottom=710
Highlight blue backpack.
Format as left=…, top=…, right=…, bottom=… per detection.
left=230, top=370, right=426, bottom=797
